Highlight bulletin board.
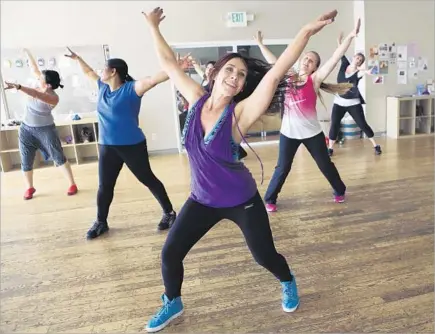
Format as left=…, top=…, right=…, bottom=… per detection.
left=1, top=45, right=108, bottom=121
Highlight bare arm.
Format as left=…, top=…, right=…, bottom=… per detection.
left=135, top=71, right=169, bottom=96
left=143, top=8, right=204, bottom=106
left=312, top=18, right=360, bottom=87
left=254, top=31, right=278, bottom=64
left=236, top=10, right=338, bottom=133
left=4, top=82, right=59, bottom=106
left=65, top=47, right=100, bottom=83
left=337, top=32, right=344, bottom=46
left=134, top=55, right=191, bottom=96
left=357, top=66, right=374, bottom=77
left=190, top=57, right=205, bottom=79
left=23, top=49, right=42, bottom=78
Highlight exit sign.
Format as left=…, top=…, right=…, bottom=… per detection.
left=227, top=11, right=248, bottom=27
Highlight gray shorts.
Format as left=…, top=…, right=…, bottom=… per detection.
left=19, top=123, right=67, bottom=171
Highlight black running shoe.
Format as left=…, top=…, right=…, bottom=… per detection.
left=374, top=145, right=382, bottom=155
left=158, top=211, right=177, bottom=231
left=87, top=221, right=109, bottom=239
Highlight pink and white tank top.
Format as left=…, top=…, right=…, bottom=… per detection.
left=280, top=75, right=322, bottom=140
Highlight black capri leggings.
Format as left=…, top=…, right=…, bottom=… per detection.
left=97, top=140, right=173, bottom=222
left=161, top=191, right=292, bottom=299
left=329, top=103, right=374, bottom=141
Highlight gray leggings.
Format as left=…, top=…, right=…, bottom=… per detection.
left=19, top=123, right=66, bottom=172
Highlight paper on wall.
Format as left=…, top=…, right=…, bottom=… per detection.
left=379, top=60, right=389, bottom=74
left=378, top=43, right=389, bottom=60
left=368, top=45, right=379, bottom=60
left=397, top=45, right=408, bottom=61
left=409, top=69, right=418, bottom=80
left=368, top=60, right=379, bottom=74
left=408, top=42, right=419, bottom=57
left=397, top=69, right=407, bottom=84
left=397, top=61, right=407, bottom=70
left=388, top=44, right=397, bottom=64
left=103, top=45, right=110, bottom=61
left=418, top=57, right=428, bottom=71
left=373, top=76, right=384, bottom=84
left=409, top=58, right=416, bottom=69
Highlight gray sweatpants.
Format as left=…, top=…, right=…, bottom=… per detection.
left=19, top=123, right=67, bottom=172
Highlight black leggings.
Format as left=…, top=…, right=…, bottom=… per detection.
left=97, top=140, right=173, bottom=222
left=161, top=191, right=292, bottom=299
left=329, top=103, right=374, bottom=141
left=264, top=132, right=346, bottom=204
left=238, top=146, right=248, bottom=159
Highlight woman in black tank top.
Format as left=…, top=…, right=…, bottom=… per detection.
left=327, top=32, right=382, bottom=156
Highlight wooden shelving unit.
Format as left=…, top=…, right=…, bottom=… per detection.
left=0, top=118, right=99, bottom=172
left=386, top=95, right=435, bottom=139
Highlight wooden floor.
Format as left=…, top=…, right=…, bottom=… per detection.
left=1, top=136, right=434, bottom=333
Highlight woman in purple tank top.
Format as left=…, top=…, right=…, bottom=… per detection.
left=142, top=7, right=338, bottom=332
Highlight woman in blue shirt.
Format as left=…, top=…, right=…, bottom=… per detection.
left=65, top=48, right=186, bottom=239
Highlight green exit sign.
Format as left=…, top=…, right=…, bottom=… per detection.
left=227, top=11, right=248, bottom=27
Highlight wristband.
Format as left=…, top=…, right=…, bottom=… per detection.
left=17, top=84, right=21, bottom=90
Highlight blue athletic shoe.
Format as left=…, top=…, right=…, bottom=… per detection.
left=281, top=274, right=300, bottom=312
left=145, top=294, right=184, bottom=333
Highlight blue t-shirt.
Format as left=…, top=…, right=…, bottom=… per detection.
left=97, top=79, right=145, bottom=145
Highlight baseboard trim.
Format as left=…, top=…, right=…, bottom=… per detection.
left=148, top=148, right=179, bottom=156
left=149, top=132, right=387, bottom=156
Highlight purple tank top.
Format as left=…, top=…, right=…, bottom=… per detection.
left=182, top=93, right=257, bottom=208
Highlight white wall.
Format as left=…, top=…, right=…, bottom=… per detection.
left=364, top=0, right=435, bottom=133
left=3, top=1, right=434, bottom=148
left=1, top=1, right=354, bottom=151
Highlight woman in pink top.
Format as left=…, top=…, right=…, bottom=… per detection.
left=256, top=20, right=361, bottom=211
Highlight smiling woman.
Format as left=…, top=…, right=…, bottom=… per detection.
left=142, top=6, right=338, bottom=332
left=62, top=47, right=193, bottom=238
left=3, top=48, right=77, bottom=201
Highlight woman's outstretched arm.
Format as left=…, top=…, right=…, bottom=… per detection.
left=4, top=82, right=59, bottom=105
left=143, top=7, right=204, bottom=106
left=23, top=49, right=42, bottom=78
left=135, top=55, right=191, bottom=96
left=254, top=31, right=278, bottom=65
left=236, top=10, right=338, bottom=134
left=312, top=18, right=361, bottom=87
left=65, top=47, right=100, bottom=83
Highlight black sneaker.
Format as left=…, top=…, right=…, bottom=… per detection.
left=328, top=148, right=334, bottom=157
left=158, top=211, right=177, bottom=231
left=87, top=221, right=109, bottom=239
left=374, top=145, right=382, bottom=155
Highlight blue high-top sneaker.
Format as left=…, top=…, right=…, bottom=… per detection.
left=145, top=294, right=184, bottom=333
left=281, top=273, right=300, bottom=312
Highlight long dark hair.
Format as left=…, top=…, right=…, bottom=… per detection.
left=107, top=58, right=134, bottom=83
left=207, top=53, right=289, bottom=184
left=208, top=53, right=287, bottom=113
